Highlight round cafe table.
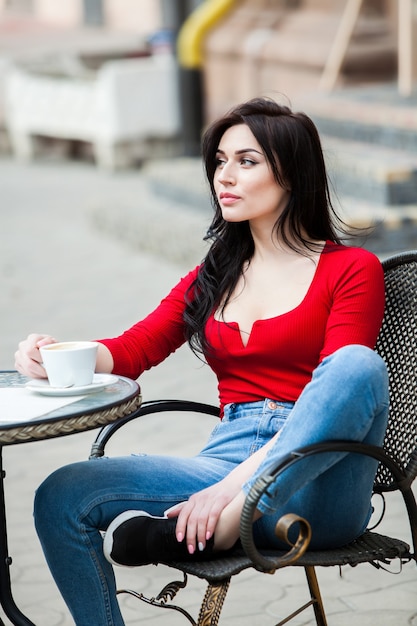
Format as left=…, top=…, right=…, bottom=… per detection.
left=0, top=370, right=142, bottom=626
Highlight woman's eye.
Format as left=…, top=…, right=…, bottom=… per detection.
left=215, top=157, right=226, bottom=167
left=241, top=158, right=256, bottom=166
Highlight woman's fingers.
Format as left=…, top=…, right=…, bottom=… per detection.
left=14, top=333, right=56, bottom=378
left=173, top=495, right=224, bottom=554
left=174, top=500, right=194, bottom=548
left=194, top=503, right=223, bottom=552
left=164, top=502, right=185, bottom=518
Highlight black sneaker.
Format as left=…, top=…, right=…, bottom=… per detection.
left=103, top=510, right=215, bottom=567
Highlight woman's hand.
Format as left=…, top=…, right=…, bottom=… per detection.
left=14, top=333, right=56, bottom=379
left=165, top=477, right=242, bottom=555
left=165, top=432, right=281, bottom=555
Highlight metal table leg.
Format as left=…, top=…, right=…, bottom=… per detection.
left=0, top=447, right=35, bottom=625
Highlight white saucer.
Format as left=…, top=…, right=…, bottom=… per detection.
left=25, top=374, right=118, bottom=397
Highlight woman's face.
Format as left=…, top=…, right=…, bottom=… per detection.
left=214, top=124, right=290, bottom=228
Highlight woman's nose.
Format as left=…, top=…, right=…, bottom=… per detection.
left=217, top=163, right=236, bottom=185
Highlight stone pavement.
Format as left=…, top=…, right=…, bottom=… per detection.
left=0, top=155, right=417, bottom=626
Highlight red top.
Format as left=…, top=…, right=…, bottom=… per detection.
left=99, top=242, right=385, bottom=413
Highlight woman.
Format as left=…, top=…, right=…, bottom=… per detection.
left=15, top=97, right=389, bottom=626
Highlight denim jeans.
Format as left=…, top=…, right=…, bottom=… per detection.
left=34, top=345, right=389, bottom=626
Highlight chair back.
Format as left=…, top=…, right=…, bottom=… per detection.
left=374, top=251, right=417, bottom=489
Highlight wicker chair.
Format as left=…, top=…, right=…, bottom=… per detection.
left=90, top=250, right=417, bottom=626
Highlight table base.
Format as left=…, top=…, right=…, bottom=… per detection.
left=0, top=447, right=35, bottom=625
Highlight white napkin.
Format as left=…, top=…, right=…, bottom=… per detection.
left=0, top=388, right=85, bottom=423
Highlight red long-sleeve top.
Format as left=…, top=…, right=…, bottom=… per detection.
left=99, top=242, right=385, bottom=414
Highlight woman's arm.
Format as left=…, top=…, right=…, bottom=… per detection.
left=93, top=266, right=200, bottom=379
left=15, top=267, right=200, bottom=380
left=96, top=343, right=114, bottom=373
left=319, top=247, right=385, bottom=359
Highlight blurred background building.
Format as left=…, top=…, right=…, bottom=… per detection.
left=0, top=0, right=415, bottom=152
left=0, top=0, right=416, bottom=252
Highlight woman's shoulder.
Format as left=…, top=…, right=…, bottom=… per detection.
left=322, top=241, right=382, bottom=269
left=320, top=242, right=384, bottom=286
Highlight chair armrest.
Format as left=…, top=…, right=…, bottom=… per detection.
left=239, top=440, right=417, bottom=572
left=89, top=399, right=219, bottom=458
left=240, top=478, right=312, bottom=573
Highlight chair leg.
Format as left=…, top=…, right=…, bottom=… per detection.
left=197, top=579, right=231, bottom=626
left=304, top=566, right=327, bottom=626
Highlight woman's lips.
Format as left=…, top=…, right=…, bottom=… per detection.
left=219, top=193, right=240, bottom=205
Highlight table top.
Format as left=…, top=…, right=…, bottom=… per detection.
left=0, top=371, right=142, bottom=445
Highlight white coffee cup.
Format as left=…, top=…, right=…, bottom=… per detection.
left=40, top=341, right=98, bottom=388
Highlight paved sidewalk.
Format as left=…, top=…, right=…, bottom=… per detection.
left=0, top=156, right=416, bottom=625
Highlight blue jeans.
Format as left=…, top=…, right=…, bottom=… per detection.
left=34, top=345, right=389, bottom=626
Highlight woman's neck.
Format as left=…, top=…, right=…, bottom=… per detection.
left=249, top=226, right=325, bottom=263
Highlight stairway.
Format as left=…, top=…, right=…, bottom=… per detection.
left=299, top=83, right=417, bottom=253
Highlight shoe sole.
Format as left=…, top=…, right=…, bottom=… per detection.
left=103, top=510, right=167, bottom=567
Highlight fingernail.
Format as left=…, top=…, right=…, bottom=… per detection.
left=206, top=531, right=211, bottom=540
left=198, top=542, right=204, bottom=552
left=177, top=532, right=183, bottom=543
left=188, top=544, right=194, bottom=555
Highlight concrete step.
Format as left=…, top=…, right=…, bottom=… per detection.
left=301, top=84, right=417, bottom=152
left=323, top=135, right=417, bottom=206
left=314, top=109, right=417, bottom=152
left=336, top=196, right=417, bottom=255
left=89, top=157, right=417, bottom=263
left=89, top=169, right=210, bottom=268
left=142, top=157, right=211, bottom=213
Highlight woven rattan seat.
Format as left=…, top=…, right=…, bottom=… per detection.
left=168, top=529, right=410, bottom=580
left=91, top=250, right=417, bottom=626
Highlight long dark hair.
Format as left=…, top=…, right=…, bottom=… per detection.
left=184, top=97, right=346, bottom=357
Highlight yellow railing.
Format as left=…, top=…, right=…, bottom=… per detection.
left=177, top=0, right=236, bottom=69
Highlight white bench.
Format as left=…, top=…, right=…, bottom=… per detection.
left=4, top=54, right=181, bottom=169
